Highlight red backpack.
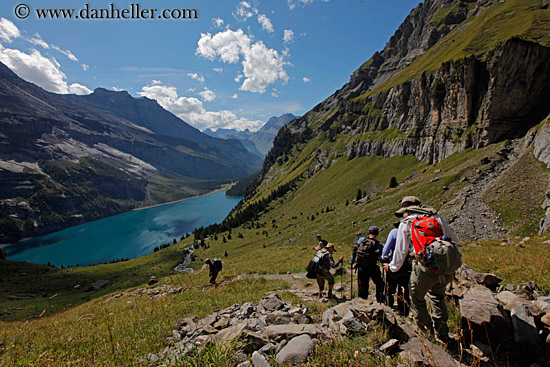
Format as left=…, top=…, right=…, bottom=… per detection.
left=410, top=216, right=442, bottom=259
left=410, top=215, right=462, bottom=274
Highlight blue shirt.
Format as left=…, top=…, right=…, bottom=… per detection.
left=382, top=228, right=398, bottom=261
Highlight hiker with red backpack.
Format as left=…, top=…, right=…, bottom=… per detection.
left=383, top=196, right=461, bottom=343
left=351, top=226, right=384, bottom=302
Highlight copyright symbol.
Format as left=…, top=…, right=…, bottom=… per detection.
left=15, top=4, right=30, bottom=19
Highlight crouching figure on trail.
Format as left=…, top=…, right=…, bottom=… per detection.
left=205, top=258, right=222, bottom=285
left=315, top=243, right=343, bottom=299
left=384, top=196, right=461, bottom=343
left=351, top=226, right=384, bottom=302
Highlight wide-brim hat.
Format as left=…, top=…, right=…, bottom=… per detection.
left=395, top=205, right=437, bottom=217
left=325, top=243, right=337, bottom=252
left=399, top=196, right=421, bottom=207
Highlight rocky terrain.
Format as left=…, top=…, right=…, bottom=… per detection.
left=138, top=263, right=550, bottom=367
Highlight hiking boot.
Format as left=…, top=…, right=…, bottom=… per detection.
left=327, top=291, right=334, bottom=299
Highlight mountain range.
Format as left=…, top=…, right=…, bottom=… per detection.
left=203, top=113, right=297, bottom=157
left=0, top=63, right=263, bottom=243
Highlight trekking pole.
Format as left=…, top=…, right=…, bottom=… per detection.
left=350, top=263, right=353, bottom=299
left=340, top=261, right=344, bottom=299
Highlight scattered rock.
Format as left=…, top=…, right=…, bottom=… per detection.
left=86, top=280, right=110, bottom=292
left=252, top=351, right=271, bottom=367
left=275, top=334, right=313, bottom=365
left=511, top=303, right=541, bottom=346
left=379, top=338, right=400, bottom=355
left=148, top=276, right=159, bottom=286
left=459, top=286, right=511, bottom=345
left=399, top=337, right=459, bottom=367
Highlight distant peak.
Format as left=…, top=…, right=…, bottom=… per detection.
left=92, top=87, right=131, bottom=97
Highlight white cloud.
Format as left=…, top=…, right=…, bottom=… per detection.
left=0, top=18, right=20, bottom=43
left=231, top=93, right=238, bottom=99
left=288, top=0, right=329, bottom=10
left=212, top=17, right=224, bottom=28
left=198, top=88, right=216, bottom=102
left=257, top=14, right=274, bottom=33
left=303, top=77, right=310, bottom=83
left=51, top=44, right=78, bottom=62
left=138, top=82, right=263, bottom=131
left=82, top=63, right=89, bottom=71
left=235, top=73, right=243, bottom=83
left=0, top=44, right=68, bottom=93
left=233, top=1, right=255, bottom=22
left=283, top=29, right=294, bottom=44
left=240, top=40, right=289, bottom=93
left=213, top=67, right=223, bottom=73
left=196, top=28, right=288, bottom=94
left=0, top=43, right=91, bottom=95
left=69, top=83, right=92, bottom=95
left=29, top=34, right=50, bottom=49
left=187, top=72, right=205, bottom=83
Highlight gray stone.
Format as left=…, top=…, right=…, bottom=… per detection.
left=380, top=339, right=400, bottom=355
left=275, top=334, right=313, bottom=365
left=252, top=351, right=271, bottom=367
left=262, top=324, right=328, bottom=342
left=399, top=337, right=459, bottom=367
left=459, top=286, right=511, bottom=345
left=511, top=303, right=541, bottom=345
left=89, top=280, right=110, bottom=290
left=213, top=317, right=231, bottom=329
left=258, top=294, right=285, bottom=312
left=237, top=362, right=252, bottom=367
left=241, top=302, right=256, bottom=316
left=258, top=343, right=276, bottom=354
left=496, top=291, right=529, bottom=311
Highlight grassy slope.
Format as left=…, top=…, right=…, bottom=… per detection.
left=1, top=133, right=549, bottom=365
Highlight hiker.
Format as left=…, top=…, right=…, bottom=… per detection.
left=315, top=243, right=343, bottom=298
left=205, top=258, right=222, bottom=285
left=313, top=234, right=328, bottom=250
left=351, top=226, right=384, bottom=302
left=381, top=221, right=411, bottom=316
left=384, top=196, right=460, bottom=343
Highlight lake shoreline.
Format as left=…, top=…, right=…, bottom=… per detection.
left=0, top=188, right=233, bottom=249
left=2, top=191, right=242, bottom=266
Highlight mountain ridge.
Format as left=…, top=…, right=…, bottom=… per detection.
left=0, top=62, right=262, bottom=243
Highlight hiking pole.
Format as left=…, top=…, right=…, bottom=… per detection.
left=350, top=263, right=353, bottom=299
left=340, top=261, right=344, bottom=299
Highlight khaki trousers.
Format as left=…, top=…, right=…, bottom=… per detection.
left=409, top=261, right=453, bottom=338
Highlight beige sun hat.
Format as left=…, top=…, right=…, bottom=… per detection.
left=325, top=243, right=337, bottom=252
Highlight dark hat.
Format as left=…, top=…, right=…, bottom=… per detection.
left=368, top=225, right=379, bottom=235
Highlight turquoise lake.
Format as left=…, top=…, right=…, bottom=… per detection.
left=4, top=191, right=241, bottom=267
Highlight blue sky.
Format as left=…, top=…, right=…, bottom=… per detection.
left=0, top=0, right=418, bottom=131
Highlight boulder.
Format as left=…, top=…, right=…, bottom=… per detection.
left=275, top=334, right=313, bottom=365
left=510, top=303, right=541, bottom=346
left=252, top=351, right=271, bottom=367
left=399, top=337, right=460, bottom=367
left=459, top=286, right=512, bottom=345
left=262, top=324, right=328, bottom=342
left=258, top=294, right=285, bottom=313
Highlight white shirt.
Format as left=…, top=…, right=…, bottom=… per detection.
left=389, top=213, right=460, bottom=273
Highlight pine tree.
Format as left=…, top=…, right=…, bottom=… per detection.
left=356, top=189, right=362, bottom=201
left=389, top=176, right=398, bottom=188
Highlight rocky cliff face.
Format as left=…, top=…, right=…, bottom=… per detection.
left=263, top=0, right=550, bottom=180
